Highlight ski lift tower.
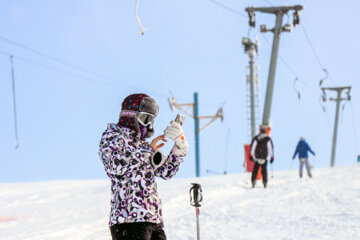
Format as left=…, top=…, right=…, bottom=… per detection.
left=321, top=86, right=351, bottom=167
left=169, top=93, right=224, bottom=177
left=242, top=37, right=260, bottom=140
left=242, top=37, right=261, bottom=174
left=245, top=5, right=303, bottom=131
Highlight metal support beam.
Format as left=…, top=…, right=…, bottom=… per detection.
left=331, top=93, right=341, bottom=167
left=168, top=93, right=223, bottom=177
left=194, top=92, right=200, bottom=177
left=249, top=59, right=256, bottom=138
left=262, top=13, right=283, bottom=126
left=321, top=86, right=351, bottom=167
left=242, top=37, right=258, bottom=139
left=245, top=5, right=303, bottom=128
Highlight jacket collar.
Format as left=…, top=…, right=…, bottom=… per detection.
left=108, top=123, right=142, bottom=140
left=257, top=133, right=268, bottom=140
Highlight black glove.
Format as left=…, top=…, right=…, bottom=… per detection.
left=250, top=155, right=254, bottom=162
left=270, top=157, right=274, bottom=164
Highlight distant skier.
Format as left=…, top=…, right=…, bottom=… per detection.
left=250, top=125, right=274, bottom=188
left=293, top=137, right=315, bottom=178
left=99, top=93, right=189, bottom=240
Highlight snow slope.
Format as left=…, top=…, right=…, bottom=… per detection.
left=1, top=164, right=360, bottom=240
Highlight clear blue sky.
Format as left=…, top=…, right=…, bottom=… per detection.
left=0, top=0, right=359, bottom=182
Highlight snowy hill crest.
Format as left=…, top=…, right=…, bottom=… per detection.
left=1, top=165, right=360, bottom=239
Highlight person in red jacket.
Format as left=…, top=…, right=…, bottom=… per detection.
left=99, top=93, right=188, bottom=240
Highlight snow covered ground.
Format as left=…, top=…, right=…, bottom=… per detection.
left=1, top=164, right=360, bottom=240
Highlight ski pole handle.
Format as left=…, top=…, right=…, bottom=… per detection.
left=190, top=183, right=202, bottom=207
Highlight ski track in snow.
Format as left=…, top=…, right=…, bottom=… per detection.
left=1, top=165, right=360, bottom=239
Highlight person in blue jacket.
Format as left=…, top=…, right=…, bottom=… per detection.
left=293, top=137, right=315, bottom=178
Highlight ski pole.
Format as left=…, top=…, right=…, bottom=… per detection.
left=312, top=155, right=315, bottom=177
left=271, top=163, right=274, bottom=178
left=190, top=183, right=203, bottom=240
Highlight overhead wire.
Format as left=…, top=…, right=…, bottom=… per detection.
left=208, top=0, right=248, bottom=18
left=259, top=34, right=319, bottom=96
left=260, top=29, right=334, bottom=145
left=299, top=23, right=352, bottom=147
left=206, top=0, right=254, bottom=175
left=0, top=49, right=140, bottom=90
left=0, top=36, right=116, bottom=80
left=251, top=3, right=310, bottom=116
left=239, top=0, right=353, bottom=164
left=0, top=36, right=226, bottom=109
left=262, top=0, right=274, bottom=7
left=230, top=0, right=338, bottom=99
left=0, top=51, right=221, bottom=122
left=261, top=0, right=337, bottom=90
left=300, top=24, right=338, bottom=87
left=248, top=0, right=338, bottom=137
left=0, top=36, right=169, bottom=99
left=300, top=24, right=325, bottom=71
left=259, top=32, right=329, bottom=136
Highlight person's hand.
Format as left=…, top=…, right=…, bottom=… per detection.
left=164, top=121, right=189, bottom=156
left=150, top=135, right=167, bottom=152
left=250, top=155, right=254, bottom=162
left=270, top=157, right=274, bottom=164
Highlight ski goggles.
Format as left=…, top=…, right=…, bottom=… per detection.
left=137, top=112, right=155, bottom=127
left=120, top=110, right=155, bottom=128
left=120, top=110, right=155, bottom=127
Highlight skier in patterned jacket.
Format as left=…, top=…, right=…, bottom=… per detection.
left=99, top=93, right=189, bottom=240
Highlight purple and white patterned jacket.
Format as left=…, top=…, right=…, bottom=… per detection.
left=99, top=123, right=185, bottom=227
